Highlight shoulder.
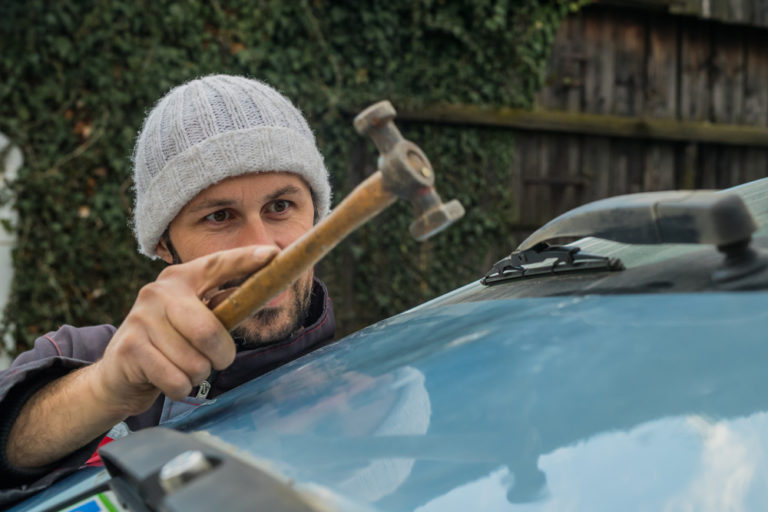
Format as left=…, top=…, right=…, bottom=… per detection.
left=12, top=324, right=116, bottom=367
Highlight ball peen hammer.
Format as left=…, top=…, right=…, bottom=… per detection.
left=212, top=100, right=465, bottom=330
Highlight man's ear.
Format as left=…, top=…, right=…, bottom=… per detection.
left=156, top=237, right=174, bottom=264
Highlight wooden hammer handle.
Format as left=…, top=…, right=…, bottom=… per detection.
left=212, top=171, right=396, bottom=330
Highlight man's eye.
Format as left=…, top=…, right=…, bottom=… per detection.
left=269, top=200, right=291, bottom=213
left=204, top=210, right=232, bottom=223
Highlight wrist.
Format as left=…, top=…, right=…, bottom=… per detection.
left=85, top=361, right=154, bottom=419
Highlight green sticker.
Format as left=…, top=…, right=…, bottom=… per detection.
left=59, top=490, right=128, bottom=512
left=96, top=492, right=120, bottom=512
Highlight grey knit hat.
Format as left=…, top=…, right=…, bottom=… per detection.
left=132, top=75, right=331, bottom=258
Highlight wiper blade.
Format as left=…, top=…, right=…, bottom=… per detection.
left=482, top=242, right=624, bottom=285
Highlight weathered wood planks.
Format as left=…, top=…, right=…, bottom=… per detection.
left=531, top=2, right=768, bottom=223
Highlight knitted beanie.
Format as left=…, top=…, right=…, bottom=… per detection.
left=132, top=75, right=331, bottom=258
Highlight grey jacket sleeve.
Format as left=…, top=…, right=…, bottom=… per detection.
left=0, top=325, right=115, bottom=504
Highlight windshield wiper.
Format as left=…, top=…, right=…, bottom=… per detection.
left=482, top=242, right=624, bottom=285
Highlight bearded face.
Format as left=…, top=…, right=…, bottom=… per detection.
left=157, top=173, right=317, bottom=346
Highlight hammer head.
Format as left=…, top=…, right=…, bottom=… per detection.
left=354, top=100, right=465, bottom=240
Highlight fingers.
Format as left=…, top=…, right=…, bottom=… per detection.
left=100, top=304, right=232, bottom=408
left=165, top=298, right=236, bottom=370
left=98, top=245, right=277, bottom=413
left=159, top=244, right=279, bottom=298
left=134, top=279, right=237, bottom=370
left=127, top=336, right=200, bottom=401
left=97, top=316, right=202, bottom=408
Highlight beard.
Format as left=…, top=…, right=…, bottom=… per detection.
left=164, top=232, right=315, bottom=348
left=229, top=273, right=314, bottom=348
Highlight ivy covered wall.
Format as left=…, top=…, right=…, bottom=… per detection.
left=0, top=0, right=583, bottom=354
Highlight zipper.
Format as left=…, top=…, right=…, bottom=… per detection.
left=196, top=379, right=211, bottom=399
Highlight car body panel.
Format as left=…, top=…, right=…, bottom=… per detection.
left=175, top=292, right=768, bottom=511
left=19, top=292, right=768, bottom=512
left=11, top=178, right=768, bottom=511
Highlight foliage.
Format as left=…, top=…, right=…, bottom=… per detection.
left=0, top=0, right=583, bottom=354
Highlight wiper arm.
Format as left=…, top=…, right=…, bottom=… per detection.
left=482, top=242, right=624, bottom=285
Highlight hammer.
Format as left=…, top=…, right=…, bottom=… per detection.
left=212, top=100, right=465, bottom=330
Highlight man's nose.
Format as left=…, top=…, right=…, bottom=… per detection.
left=237, top=216, right=274, bottom=247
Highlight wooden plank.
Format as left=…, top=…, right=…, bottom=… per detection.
left=644, top=15, right=677, bottom=193
left=645, top=15, right=678, bottom=118
left=596, top=0, right=768, bottom=29
left=540, top=134, right=584, bottom=217
left=743, top=148, right=768, bottom=182
left=708, top=0, right=748, bottom=23
left=727, top=0, right=746, bottom=23
left=582, top=9, right=616, bottom=114
left=740, top=26, right=768, bottom=187
left=533, top=135, right=552, bottom=226
left=711, top=0, right=730, bottom=20
left=709, top=21, right=745, bottom=188
left=631, top=140, right=648, bottom=193
left=537, top=14, right=584, bottom=112
left=679, top=142, right=699, bottom=189
left=611, top=10, right=646, bottom=116
left=564, top=135, right=583, bottom=209
left=679, top=18, right=711, bottom=122
left=742, top=28, right=768, bottom=126
left=508, top=133, right=525, bottom=225
left=644, top=142, right=678, bottom=190
left=698, top=146, right=720, bottom=188
left=582, top=137, right=612, bottom=201
left=753, top=0, right=768, bottom=27
left=519, top=132, right=543, bottom=228
left=717, top=148, right=744, bottom=187
left=710, top=24, right=745, bottom=124
left=610, top=139, right=631, bottom=195
left=398, top=106, right=768, bottom=147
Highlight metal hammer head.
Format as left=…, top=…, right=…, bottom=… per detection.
left=354, top=101, right=465, bottom=240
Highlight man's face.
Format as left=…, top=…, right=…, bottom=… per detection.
left=157, top=172, right=316, bottom=346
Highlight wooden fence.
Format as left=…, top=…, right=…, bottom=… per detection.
left=402, top=0, right=768, bottom=230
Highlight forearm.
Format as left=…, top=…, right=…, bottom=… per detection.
left=6, top=363, right=128, bottom=469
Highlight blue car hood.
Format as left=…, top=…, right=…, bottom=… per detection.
left=154, top=291, right=768, bottom=510
left=15, top=292, right=768, bottom=511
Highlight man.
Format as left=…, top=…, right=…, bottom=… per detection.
left=0, top=75, right=335, bottom=499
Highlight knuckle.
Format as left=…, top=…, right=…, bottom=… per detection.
left=187, top=357, right=211, bottom=383
left=158, top=264, right=182, bottom=280
left=111, top=331, right=142, bottom=360
left=212, top=338, right=236, bottom=370
left=191, top=323, right=222, bottom=352
left=164, top=374, right=192, bottom=401
left=202, top=253, right=223, bottom=279
left=136, top=282, right=160, bottom=301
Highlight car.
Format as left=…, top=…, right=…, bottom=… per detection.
left=10, top=177, right=768, bottom=512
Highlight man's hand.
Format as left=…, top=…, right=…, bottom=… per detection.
left=7, top=245, right=278, bottom=468
left=92, top=244, right=278, bottom=416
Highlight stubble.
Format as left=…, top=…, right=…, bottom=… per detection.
left=230, top=274, right=314, bottom=348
